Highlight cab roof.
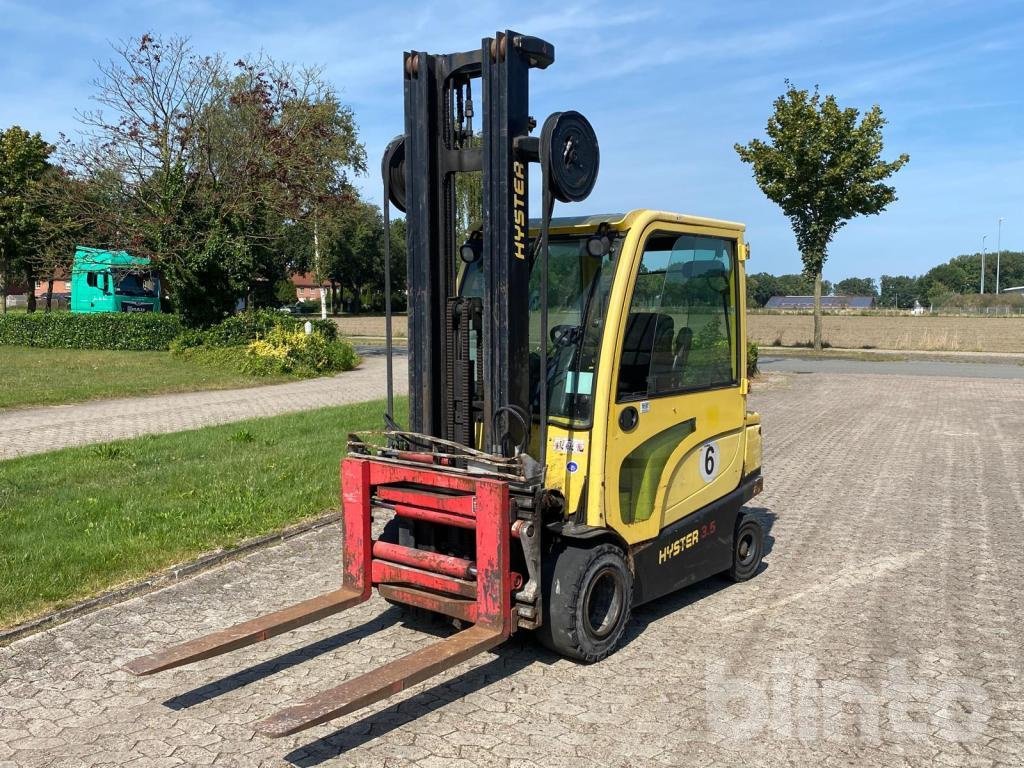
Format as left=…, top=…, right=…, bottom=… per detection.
left=73, top=246, right=152, bottom=269
left=529, top=209, right=745, bottom=236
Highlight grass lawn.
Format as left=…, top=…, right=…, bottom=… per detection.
left=0, top=345, right=293, bottom=410
left=0, top=397, right=406, bottom=628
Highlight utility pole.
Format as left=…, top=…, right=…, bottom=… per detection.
left=996, top=218, right=1004, bottom=294
left=981, top=234, right=987, bottom=294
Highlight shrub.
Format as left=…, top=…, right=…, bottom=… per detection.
left=746, top=342, right=759, bottom=377
left=243, top=326, right=359, bottom=377
left=174, top=309, right=337, bottom=349
left=169, top=310, right=353, bottom=378
left=0, top=312, right=183, bottom=351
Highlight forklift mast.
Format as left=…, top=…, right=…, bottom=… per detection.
left=383, top=31, right=597, bottom=457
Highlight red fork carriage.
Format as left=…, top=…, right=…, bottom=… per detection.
left=126, top=452, right=529, bottom=737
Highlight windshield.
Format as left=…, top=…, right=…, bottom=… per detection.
left=114, top=269, right=158, bottom=297
left=529, top=235, right=620, bottom=425
left=458, top=233, right=621, bottom=426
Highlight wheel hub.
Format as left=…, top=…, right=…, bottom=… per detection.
left=584, top=566, right=624, bottom=639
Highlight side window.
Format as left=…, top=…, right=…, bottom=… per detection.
left=86, top=272, right=97, bottom=288
left=616, top=232, right=737, bottom=400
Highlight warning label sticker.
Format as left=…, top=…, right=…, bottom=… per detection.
left=552, top=437, right=586, bottom=455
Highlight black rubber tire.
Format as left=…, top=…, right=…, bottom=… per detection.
left=537, top=542, right=633, bottom=663
left=728, top=516, right=764, bottom=582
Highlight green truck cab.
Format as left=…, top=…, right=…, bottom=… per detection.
left=70, top=247, right=161, bottom=314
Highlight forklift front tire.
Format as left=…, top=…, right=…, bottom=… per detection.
left=728, top=515, right=764, bottom=582
left=538, top=542, right=633, bottom=663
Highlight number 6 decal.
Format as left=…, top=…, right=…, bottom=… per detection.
left=699, top=440, right=720, bottom=483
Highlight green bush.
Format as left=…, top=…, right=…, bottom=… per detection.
left=172, top=319, right=357, bottom=379
left=173, top=309, right=337, bottom=349
left=244, top=327, right=359, bottom=377
left=0, top=312, right=183, bottom=351
left=747, top=341, right=759, bottom=377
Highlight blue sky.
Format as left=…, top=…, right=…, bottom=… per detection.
left=1, top=0, right=1021, bottom=283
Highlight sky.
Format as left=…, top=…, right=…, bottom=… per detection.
left=1, top=0, right=1021, bottom=284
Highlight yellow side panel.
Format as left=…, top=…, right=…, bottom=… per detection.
left=603, top=387, right=745, bottom=545
left=661, top=428, right=744, bottom=526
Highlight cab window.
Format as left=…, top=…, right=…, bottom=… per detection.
left=617, top=232, right=737, bottom=400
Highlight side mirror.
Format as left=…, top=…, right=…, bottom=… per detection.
left=459, top=229, right=483, bottom=264
left=101, top=273, right=110, bottom=293
left=585, top=223, right=613, bottom=258
left=586, top=234, right=610, bottom=258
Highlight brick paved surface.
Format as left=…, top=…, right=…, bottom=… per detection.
left=2, top=370, right=1023, bottom=767
left=0, top=356, right=408, bottom=460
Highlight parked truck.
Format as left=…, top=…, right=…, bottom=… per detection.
left=70, top=247, right=161, bottom=313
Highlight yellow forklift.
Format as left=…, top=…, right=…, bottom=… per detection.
left=127, top=29, right=764, bottom=738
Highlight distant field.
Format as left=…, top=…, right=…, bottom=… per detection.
left=334, top=314, right=408, bottom=338
left=747, top=314, right=1024, bottom=353
left=336, top=313, right=1024, bottom=353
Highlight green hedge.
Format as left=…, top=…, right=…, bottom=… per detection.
left=747, top=341, right=759, bottom=377
left=0, top=312, right=184, bottom=351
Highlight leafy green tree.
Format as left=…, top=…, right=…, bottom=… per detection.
left=736, top=83, right=908, bottom=348
left=834, top=277, right=878, bottom=296
left=879, top=275, right=920, bottom=309
left=925, top=280, right=953, bottom=308
left=745, top=272, right=777, bottom=308
left=775, top=273, right=830, bottom=297
left=386, top=217, right=408, bottom=311
left=0, top=126, right=53, bottom=313
left=24, top=167, right=96, bottom=310
left=747, top=272, right=834, bottom=307
left=273, top=278, right=297, bottom=305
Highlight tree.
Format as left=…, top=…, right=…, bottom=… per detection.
left=61, top=34, right=366, bottom=325
left=834, top=277, right=878, bottom=297
left=0, top=126, right=53, bottom=313
left=736, top=83, right=908, bottom=349
left=214, top=60, right=366, bottom=319
left=326, top=199, right=384, bottom=313
left=25, top=167, right=96, bottom=311
left=880, top=275, right=920, bottom=309
left=746, top=272, right=778, bottom=308
left=746, top=271, right=833, bottom=307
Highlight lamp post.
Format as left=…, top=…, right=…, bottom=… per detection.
left=996, top=218, right=1003, bottom=294
left=981, top=235, right=987, bottom=294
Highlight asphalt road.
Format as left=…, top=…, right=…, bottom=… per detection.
left=362, top=345, right=1024, bottom=380
left=760, top=354, right=1024, bottom=379
left=2, top=369, right=1022, bottom=767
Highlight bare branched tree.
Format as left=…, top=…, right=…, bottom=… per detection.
left=57, top=34, right=366, bottom=324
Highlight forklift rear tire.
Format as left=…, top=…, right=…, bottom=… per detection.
left=728, top=515, right=764, bottom=582
left=538, top=542, right=633, bottom=663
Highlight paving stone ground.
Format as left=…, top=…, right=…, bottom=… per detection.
left=0, top=356, right=408, bottom=460
left=2, top=370, right=1023, bottom=767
